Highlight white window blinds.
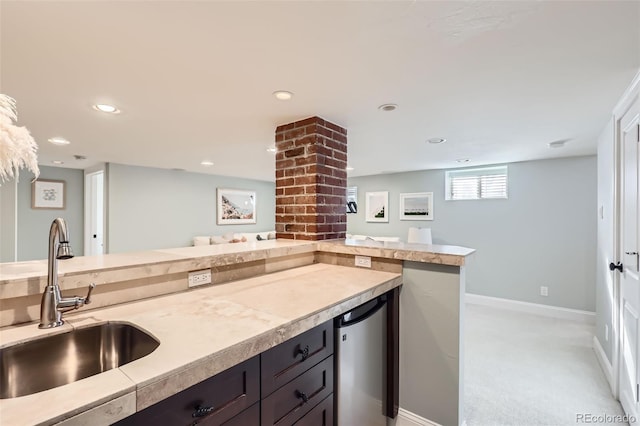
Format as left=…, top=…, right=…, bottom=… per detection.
left=445, top=166, right=508, bottom=200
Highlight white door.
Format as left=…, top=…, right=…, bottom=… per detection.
left=85, top=170, right=105, bottom=256
left=620, top=96, right=640, bottom=423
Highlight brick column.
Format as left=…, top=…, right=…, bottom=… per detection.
left=275, top=116, right=347, bottom=240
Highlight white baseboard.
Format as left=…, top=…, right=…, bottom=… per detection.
left=592, top=335, right=614, bottom=390
left=465, top=293, right=595, bottom=324
left=394, top=408, right=442, bottom=426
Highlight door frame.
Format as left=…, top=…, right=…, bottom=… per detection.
left=84, top=163, right=107, bottom=256
left=614, top=71, right=640, bottom=401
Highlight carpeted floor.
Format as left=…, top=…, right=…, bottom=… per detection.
left=464, top=304, right=626, bottom=426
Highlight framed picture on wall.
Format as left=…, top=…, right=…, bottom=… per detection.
left=32, top=179, right=66, bottom=209
left=399, top=192, right=433, bottom=221
left=217, top=188, right=257, bottom=225
left=365, top=191, right=389, bottom=222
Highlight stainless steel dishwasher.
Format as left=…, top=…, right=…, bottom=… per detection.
left=335, top=294, right=388, bottom=426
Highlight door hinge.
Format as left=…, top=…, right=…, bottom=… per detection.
left=637, top=383, right=639, bottom=402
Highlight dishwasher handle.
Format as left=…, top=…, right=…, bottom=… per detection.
left=336, top=295, right=387, bottom=328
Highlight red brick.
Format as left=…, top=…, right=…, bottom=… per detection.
left=295, top=195, right=317, bottom=205
left=275, top=188, right=284, bottom=196
left=326, top=121, right=347, bottom=135
left=306, top=205, right=317, bottom=214
left=284, top=205, right=306, bottom=214
left=296, top=215, right=317, bottom=224
left=275, top=122, right=295, bottom=132
left=284, top=128, right=307, bottom=140
left=304, top=184, right=318, bottom=194
left=276, top=214, right=296, bottom=223
left=277, top=196, right=295, bottom=205
left=275, top=223, right=286, bottom=232
left=285, top=147, right=305, bottom=158
left=294, top=135, right=318, bottom=147
left=275, top=170, right=285, bottom=179
left=277, top=232, right=294, bottom=239
left=284, top=166, right=306, bottom=177
left=276, top=140, right=295, bottom=151
left=307, top=144, right=332, bottom=156
left=276, top=177, right=295, bottom=187
left=294, top=175, right=317, bottom=186
left=333, top=150, right=347, bottom=162
left=284, top=224, right=306, bottom=233
left=295, top=156, right=317, bottom=167
left=294, top=117, right=323, bottom=128
left=295, top=234, right=318, bottom=241
left=276, top=159, right=295, bottom=169
left=324, top=176, right=345, bottom=187
left=284, top=186, right=305, bottom=196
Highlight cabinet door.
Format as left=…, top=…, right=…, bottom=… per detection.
left=261, top=320, right=333, bottom=396
left=261, top=356, right=334, bottom=426
left=292, top=395, right=333, bottom=426
left=114, top=356, right=259, bottom=426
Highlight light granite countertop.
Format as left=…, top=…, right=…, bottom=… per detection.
left=319, top=239, right=475, bottom=266
left=0, top=263, right=402, bottom=426
left=0, top=239, right=472, bottom=299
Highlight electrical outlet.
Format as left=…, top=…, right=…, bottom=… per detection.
left=355, top=255, right=372, bottom=268
left=188, top=269, right=212, bottom=287
left=540, top=286, right=548, bottom=297
left=605, top=325, right=609, bottom=341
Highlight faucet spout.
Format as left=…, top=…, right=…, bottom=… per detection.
left=39, top=218, right=92, bottom=329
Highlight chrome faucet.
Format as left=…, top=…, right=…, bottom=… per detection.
left=39, top=218, right=95, bottom=329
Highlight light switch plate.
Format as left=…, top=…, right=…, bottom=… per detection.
left=355, top=255, right=372, bottom=268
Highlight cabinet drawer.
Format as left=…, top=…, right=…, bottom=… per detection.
left=261, top=356, right=334, bottom=426
left=114, top=356, right=259, bottom=426
left=261, top=320, right=333, bottom=396
left=292, top=395, right=333, bottom=426
left=212, top=402, right=259, bottom=426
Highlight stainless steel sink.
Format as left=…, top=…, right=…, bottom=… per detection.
left=0, top=322, right=159, bottom=399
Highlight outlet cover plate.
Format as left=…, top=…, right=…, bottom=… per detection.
left=188, top=269, right=212, bottom=287
left=355, top=255, right=372, bottom=268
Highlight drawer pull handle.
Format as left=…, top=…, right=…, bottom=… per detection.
left=295, top=390, right=309, bottom=403
left=192, top=405, right=215, bottom=418
left=297, top=345, right=310, bottom=361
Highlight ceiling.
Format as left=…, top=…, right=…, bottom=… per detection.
left=1, top=1, right=639, bottom=182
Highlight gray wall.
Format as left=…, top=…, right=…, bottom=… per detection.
left=348, top=156, right=597, bottom=311
left=16, top=166, right=84, bottom=261
left=596, top=119, right=615, bottom=362
left=107, top=163, right=276, bottom=253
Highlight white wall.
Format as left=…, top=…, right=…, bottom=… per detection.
left=596, top=119, right=615, bottom=362
left=348, top=156, right=597, bottom=312
left=106, top=163, right=275, bottom=253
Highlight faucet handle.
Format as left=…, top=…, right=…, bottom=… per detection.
left=84, top=283, right=96, bottom=305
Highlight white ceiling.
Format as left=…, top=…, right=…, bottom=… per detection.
left=1, top=1, right=639, bottom=181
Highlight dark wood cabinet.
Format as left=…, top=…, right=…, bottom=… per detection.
left=261, top=356, right=333, bottom=426
left=113, top=356, right=259, bottom=426
left=261, top=320, right=333, bottom=397
left=292, top=395, right=333, bottom=426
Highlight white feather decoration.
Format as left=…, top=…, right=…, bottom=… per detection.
left=0, top=94, right=39, bottom=183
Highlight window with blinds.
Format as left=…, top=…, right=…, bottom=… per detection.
left=445, top=166, right=508, bottom=200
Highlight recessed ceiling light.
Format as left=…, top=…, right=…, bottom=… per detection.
left=51, top=160, right=64, bottom=165
left=73, top=155, right=87, bottom=160
left=427, top=137, right=447, bottom=144
left=266, top=146, right=277, bottom=153
left=273, top=91, right=293, bottom=101
left=456, top=159, right=470, bottom=163
left=346, top=166, right=354, bottom=171
left=548, top=140, right=567, bottom=148
left=93, top=103, right=120, bottom=114
left=48, top=137, right=70, bottom=146
left=378, top=103, right=398, bottom=112
left=200, top=160, right=214, bottom=166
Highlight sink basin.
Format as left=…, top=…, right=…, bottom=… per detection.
left=0, top=322, right=159, bottom=399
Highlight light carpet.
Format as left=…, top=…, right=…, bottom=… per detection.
left=464, top=303, right=626, bottom=426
